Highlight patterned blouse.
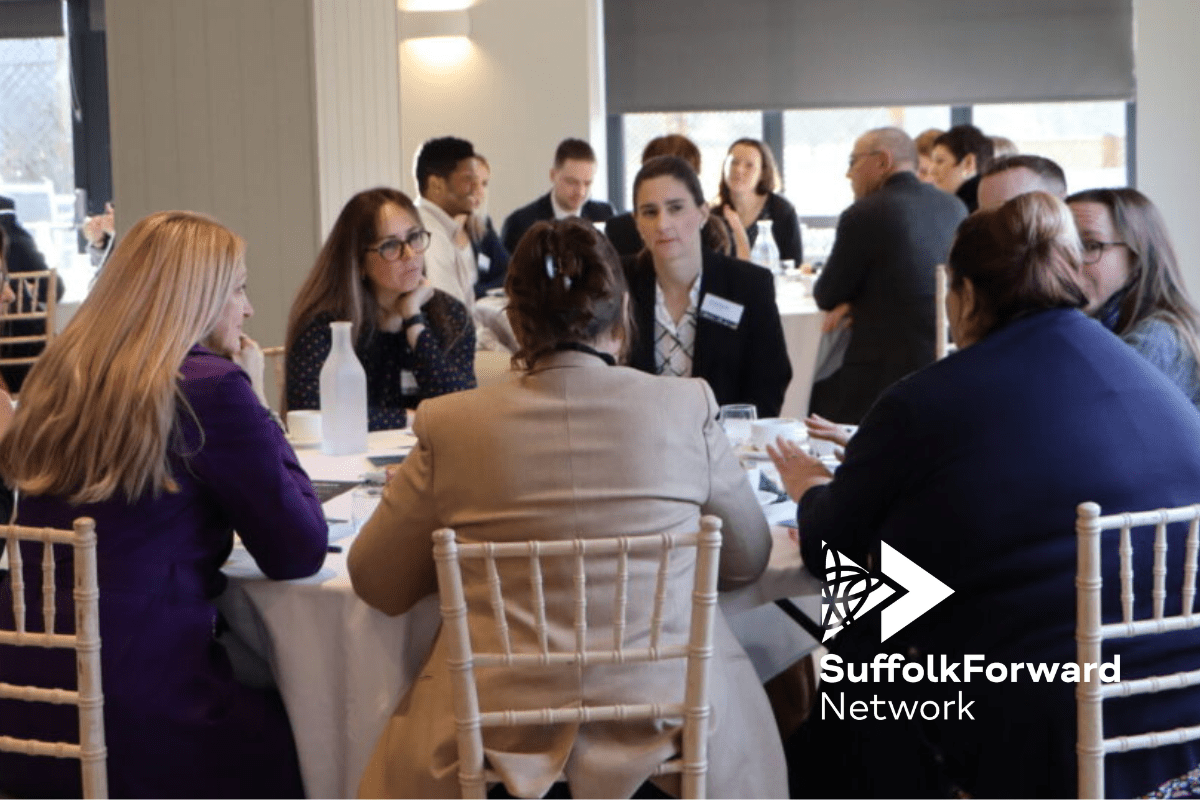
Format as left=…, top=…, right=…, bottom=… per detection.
left=653, top=276, right=700, bottom=378
left=286, top=291, right=477, bottom=431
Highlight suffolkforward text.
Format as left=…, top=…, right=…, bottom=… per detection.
left=820, top=653, right=1122, bottom=684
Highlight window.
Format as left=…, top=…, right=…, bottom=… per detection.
left=615, top=100, right=1131, bottom=263
left=0, top=34, right=91, bottom=301
left=620, top=110, right=762, bottom=211
left=972, top=101, right=1129, bottom=194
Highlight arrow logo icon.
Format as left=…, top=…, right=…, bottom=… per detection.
left=820, top=542, right=954, bottom=644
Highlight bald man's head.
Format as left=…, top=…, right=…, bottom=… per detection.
left=847, top=127, right=917, bottom=199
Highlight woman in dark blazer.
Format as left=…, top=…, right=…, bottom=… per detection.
left=771, top=192, right=1200, bottom=798
left=625, top=156, right=791, bottom=417
left=714, top=138, right=803, bottom=264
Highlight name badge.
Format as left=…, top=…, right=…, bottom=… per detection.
left=477, top=252, right=491, bottom=274
left=698, top=293, right=744, bottom=330
left=400, top=369, right=418, bottom=395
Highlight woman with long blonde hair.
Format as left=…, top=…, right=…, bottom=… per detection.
left=0, top=211, right=326, bottom=798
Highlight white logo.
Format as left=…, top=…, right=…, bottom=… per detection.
left=821, top=542, right=954, bottom=643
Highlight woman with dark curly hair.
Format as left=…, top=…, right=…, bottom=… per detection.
left=285, top=187, right=475, bottom=430
left=348, top=218, right=786, bottom=799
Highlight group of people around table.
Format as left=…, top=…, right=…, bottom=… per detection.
left=1, top=117, right=1200, bottom=800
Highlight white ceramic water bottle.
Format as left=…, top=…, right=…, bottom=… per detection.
left=319, top=321, right=368, bottom=455
left=750, top=219, right=781, bottom=273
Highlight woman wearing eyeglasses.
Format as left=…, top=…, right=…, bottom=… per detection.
left=1067, top=187, right=1200, bottom=409
left=286, top=188, right=476, bottom=430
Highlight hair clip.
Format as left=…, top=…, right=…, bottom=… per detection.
left=545, top=254, right=572, bottom=289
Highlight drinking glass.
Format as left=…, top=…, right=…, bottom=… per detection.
left=717, top=404, right=757, bottom=448
left=351, top=485, right=384, bottom=533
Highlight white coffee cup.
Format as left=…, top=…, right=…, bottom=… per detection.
left=750, top=417, right=806, bottom=450
left=286, top=410, right=322, bottom=444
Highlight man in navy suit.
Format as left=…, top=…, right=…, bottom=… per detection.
left=809, top=127, right=966, bottom=424
left=501, top=138, right=614, bottom=254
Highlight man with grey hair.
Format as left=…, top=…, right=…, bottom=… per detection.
left=810, top=127, right=967, bottom=423
left=976, top=154, right=1068, bottom=211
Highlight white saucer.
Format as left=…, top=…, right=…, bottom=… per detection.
left=287, top=436, right=321, bottom=448
left=736, top=445, right=773, bottom=462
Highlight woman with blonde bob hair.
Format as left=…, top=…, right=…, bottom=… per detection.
left=0, top=211, right=327, bottom=798
left=348, top=218, right=786, bottom=799
left=772, top=193, right=1200, bottom=797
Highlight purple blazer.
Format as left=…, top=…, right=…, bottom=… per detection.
left=0, top=346, right=327, bottom=798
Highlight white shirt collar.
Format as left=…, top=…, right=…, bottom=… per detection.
left=416, top=196, right=461, bottom=236
left=550, top=192, right=581, bottom=220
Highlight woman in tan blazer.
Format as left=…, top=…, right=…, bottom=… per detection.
left=348, top=218, right=787, bottom=799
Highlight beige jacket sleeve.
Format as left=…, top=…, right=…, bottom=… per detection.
left=348, top=409, right=441, bottom=616
left=695, top=380, right=772, bottom=590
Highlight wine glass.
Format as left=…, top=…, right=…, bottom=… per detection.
left=717, top=404, right=757, bottom=449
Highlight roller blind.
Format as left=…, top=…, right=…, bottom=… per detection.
left=605, top=0, right=1134, bottom=113
left=0, top=0, right=64, bottom=38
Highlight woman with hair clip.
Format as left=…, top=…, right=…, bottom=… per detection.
left=714, top=137, right=803, bottom=263
left=1067, top=187, right=1200, bottom=409
left=0, top=211, right=327, bottom=798
left=771, top=193, right=1200, bottom=799
left=286, top=187, right=476, bottom=430
left=348, top=218, right=786, bottom=799
left=627, top=155, right=791, bottom=417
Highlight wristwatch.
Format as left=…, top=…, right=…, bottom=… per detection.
left=401, top=312, right=427, bottom=331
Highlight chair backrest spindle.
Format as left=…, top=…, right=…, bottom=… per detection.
left=1183, top=516, right=1200, bottom=616
left=1119, top=521, right=1134, bottom=623
left=483, top=553, right=511, bottom=656
left=41, top=539, right=55, bottom=634
left=1153, top=518, right=1169, bottom=619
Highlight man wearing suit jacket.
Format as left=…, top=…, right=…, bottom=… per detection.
left=501, top=138, right=614, bottom=254
left=809, top=127, right=967, bottom=424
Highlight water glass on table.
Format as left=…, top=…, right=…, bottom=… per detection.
left=718, top=404, right=757, bottom=448
left=351, top=485, right=384, bottom=533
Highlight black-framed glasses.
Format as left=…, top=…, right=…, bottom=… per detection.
left=1080, top=239, right=1127, bottom=265
left=365, top=229, right=432, bottom=260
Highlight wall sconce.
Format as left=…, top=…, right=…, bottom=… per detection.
left=399, top=9, right=470, bottom=41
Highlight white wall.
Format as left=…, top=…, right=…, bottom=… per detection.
left=313, top=0, right=405, bottom=233
left=1134, top=0, right=1200, bottom=299
left=106, top=0, right=406, bottom=358
left=106, top=0, right=323, bottom=351
left=397, top=0, right=607, bottom=221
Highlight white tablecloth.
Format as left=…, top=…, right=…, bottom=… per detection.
left=220, top=430, right=820, bottom=799
left=775, top=277, right=824, bottom=419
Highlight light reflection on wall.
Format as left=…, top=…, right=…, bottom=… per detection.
left=403, top=36, right=473, bottom=70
